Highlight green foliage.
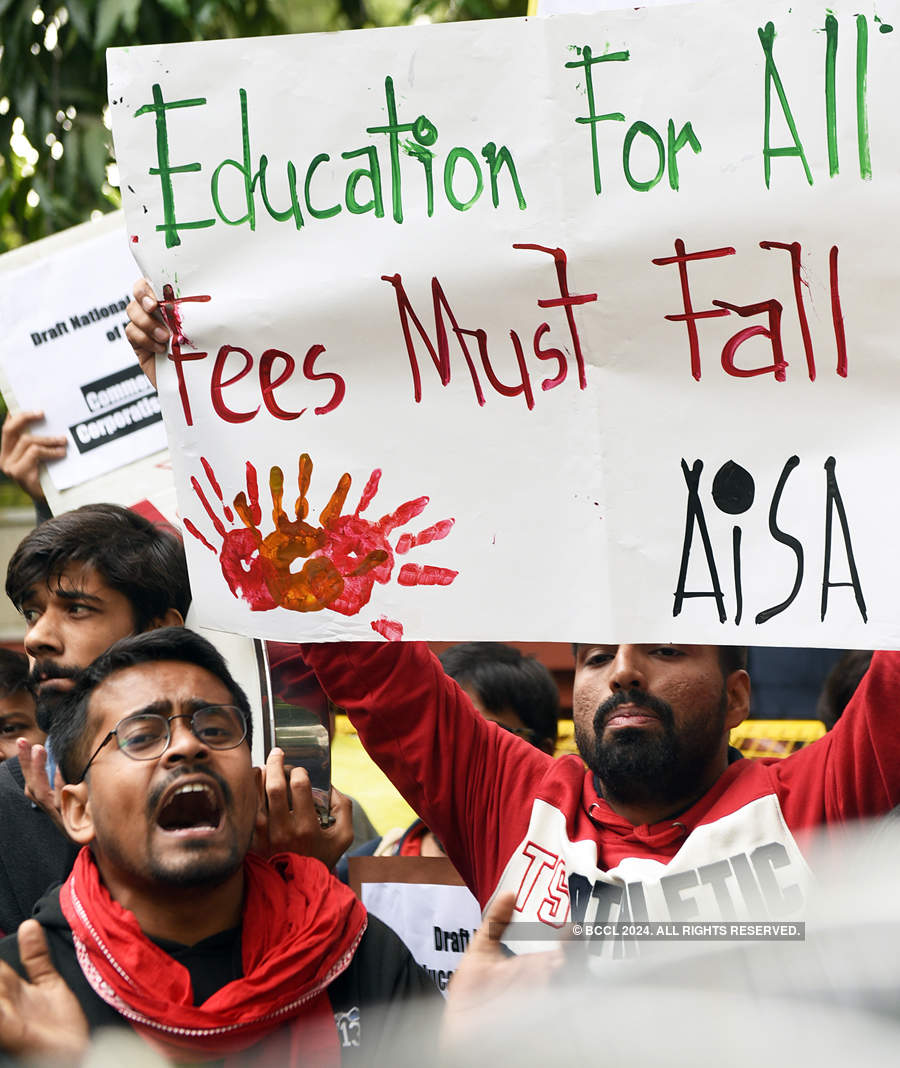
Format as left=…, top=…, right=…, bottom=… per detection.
left=0, top=0, right=523, bottom=253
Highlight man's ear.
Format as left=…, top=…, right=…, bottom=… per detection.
left=60, top=782, right=96, bottom=845
left=144, top=607, right=184, bottom=631
left=725, top=669, right=751, bottom=729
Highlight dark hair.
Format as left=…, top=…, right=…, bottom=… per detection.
left=50, top=627, right=251, bottom=783
left=718, top=646, right=748, bottom=676
left=5, top=504, right=191, bottom=630
left=439, top=642, right=559, bottom=745
left=816, top=650, right=873, bottom=731
left=571, top=643, right=748, bottom=677
left=0, top=648, right=29, bottom=698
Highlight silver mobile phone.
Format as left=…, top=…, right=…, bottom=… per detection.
left=255, top=640, right=333, bottom=826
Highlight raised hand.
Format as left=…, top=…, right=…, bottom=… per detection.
left=0, top=920, right=89, bottom=1058
left=252, top=748, right=353, bottom=871
left=0, top=411, right=67, bottom=503
left=443, top=893, right=563, bottom=1049
left=125, top=278, right=170, bottom=388
left=18, top=741, right=67, bottom=837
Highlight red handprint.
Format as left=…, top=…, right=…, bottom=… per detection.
left=184, top=458, right=278, bottom=611
left=184, top=453, right=458, bottom=633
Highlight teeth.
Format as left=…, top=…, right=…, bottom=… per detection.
left=157, top=782, right=220, bottom=831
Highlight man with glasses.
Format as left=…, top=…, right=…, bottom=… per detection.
left=0, top=628, right=436, bottom=1062
left=0, top=503, right=352, bottom=937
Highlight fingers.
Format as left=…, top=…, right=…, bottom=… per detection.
left=322, top=787, right=354, bottom=864
left=263, top=746, right=290, bottom=821
left=478, top=891, right=517, bottom=950
left=18, top=739, right=46, bottom=798
left=287, top=763, right=315, bottom=817
left=19, top=742, right=66, bottom=833
left=0, top=411, right=67, bottom=502
left=329, top=786, right=352, bottom=827
left=257, top=750, right=351, bottom=869
left=19, top=740, right=49, bottom=804
left=125, top=278, right=169, bottom=388
left=320, top=472, right=352, bottom=528
left=11, top=919, right=91, bottom=1056
left=16, top=920, right=55, bottom=987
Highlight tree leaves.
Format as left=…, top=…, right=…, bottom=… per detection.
left=96, top=0, right=143, bottom=49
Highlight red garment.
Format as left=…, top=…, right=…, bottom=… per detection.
left=303, top=642, right=900, bottom=931
left=397, top=820, right=429, bottom=857
left=60, top=848, right=366, bottom=1063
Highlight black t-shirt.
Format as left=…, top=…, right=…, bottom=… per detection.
left=151, top=926, right=243, bottom=1005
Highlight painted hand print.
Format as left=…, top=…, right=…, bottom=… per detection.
left=184, top=454, right=457, bottom=638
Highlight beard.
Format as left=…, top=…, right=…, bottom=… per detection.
left=146, top=841, right=245, bottom=889
left=28, top=660, right=83, bottom=732
left=575, top=686, right=728, bottom=809
left=93, top=765, right=252, bottom=893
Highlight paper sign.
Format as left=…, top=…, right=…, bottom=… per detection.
left=108, top=0, right=900, bottom=647
left=0, top=213, right=168, bottom=491
left=351, top=856, right=482, bottom=994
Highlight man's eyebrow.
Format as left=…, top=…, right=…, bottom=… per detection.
left=51, top=586, right=103, bottom=604
left=184, top=697, right=229, bottom=712
left=122, top=697, right=224, bottom=718
left=124, top=699, right=173, bottom=718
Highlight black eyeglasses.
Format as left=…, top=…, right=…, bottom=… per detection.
left=75, top=706, right=248, bottom=784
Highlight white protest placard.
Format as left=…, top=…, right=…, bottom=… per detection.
left=0, top=216, right=268, bottom=755
left=0, top=213, right=169, bottom=493
left=351, top=856, right=482, bottom=995
left=108, top=0, right=900, bottom=647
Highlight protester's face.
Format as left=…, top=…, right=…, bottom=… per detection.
left=0, top=690, right=44, bottom=761
left=69, top=661, right=260, bottom=898
left=573, top=645, right=747, bottom=809
left=20, top=564, right=137, bottom=717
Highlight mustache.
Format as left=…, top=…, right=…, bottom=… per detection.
left=147, top=764, right=234, bottom=818
left=594, top=688, right=675, bottom=729
left=28, top=660, right=83, bottom=689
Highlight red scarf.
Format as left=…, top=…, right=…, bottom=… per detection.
left=60, top=848, right=367, bottom=1064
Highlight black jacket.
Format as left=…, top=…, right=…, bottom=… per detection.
left=0, top=758, right=80, bottom=937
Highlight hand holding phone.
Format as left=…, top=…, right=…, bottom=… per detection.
left=254, top=747, right=353, bottom=868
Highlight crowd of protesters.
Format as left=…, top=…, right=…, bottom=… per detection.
left=0, top=281, right=894, bottom=1063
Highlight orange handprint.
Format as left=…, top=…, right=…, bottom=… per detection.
left=184, top=453, right=458, bottom=634
left=254, top=457, right=382, bottom=613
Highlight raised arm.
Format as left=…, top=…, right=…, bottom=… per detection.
left=301, top=640, right=554, bottom=905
